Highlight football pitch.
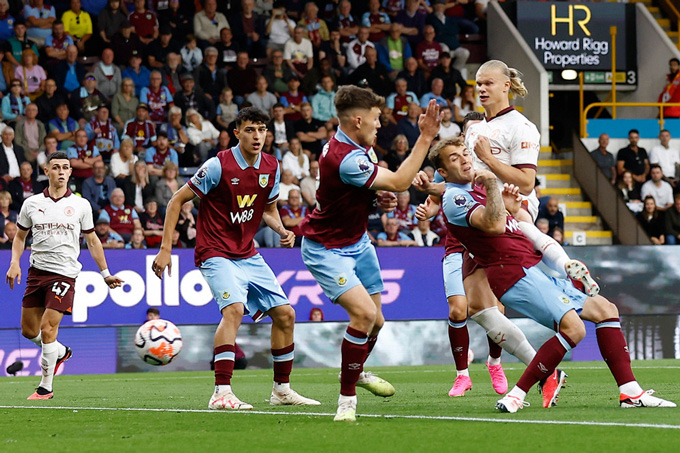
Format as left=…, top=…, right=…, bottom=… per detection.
left=1, top=361, right=678, bottom=452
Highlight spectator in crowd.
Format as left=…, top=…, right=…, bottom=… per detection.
left=98, top=0, right=128, bottom=44
left=145, top=130, right=177, bottom=176
left=297, top=2, right=328, bottom=49
left=44, top=20, right=73, bottom=68
left=141, top=70, right=174, bottom=125
left=174, top=74, right=213, bottom=123
left=0, top=0, right=14, bottom=43
left=284, top=25, right=315, bottom=79
left=537, top=196, right=564, bottom=234
left=311, top=75, right=337, bottom=127
left=186, top=109, right=220, bottom=163
left=175, top=200, right=197, bottom=247
left=1, top=79, right=30, bottom=126
left=180, top=34, right=203, bottom=73
left=99, top=187, right=142, bottom=242
left=267, top=2, right=296, bottom=55
left=226, top=51, right=258, bottom=104
left=122, top=103, right=156, bottom=153
left=438, top=105, right=461, bottom=139
left=386, top=78, right=419, bottom=124
left=62, top=0, right=93, bottom=54
left=641, top=164, right=674, bottom=211
left=147, top=24, right=180, bottom=69
left=121, top=50, right=151, bottom=97
left=617, top=129, right=650, bottom=184
left=334, top=0, right=358, bottom=43
left=154, top=160, right=182, bottom=210
left=214, top=27, right=240, bottom=69
left=300, top=158, right=318, bottom=207
left=14, top=49, right=46, bottom=102
left=110, top=138, right=137, bottom=188
left=35, top=79, right=65, bottom=124
left=261, top=130, right=282, bottom=162
left=346, top=26, right=374, bottom=72
left=394, top=0, right=426, bottom=48
left=0, top=127, right=25, bottom=182
left=139, top=199, right=164, bottom=247
left=0, top=221, right=17, bottom=249
left=377, top=216, right=418, bottom=246
left=160, top=52, right=185, bottom=96
left=363, top=0, right=391, bottom=43
left=111, top=21, right=144, bottom=67
left=82, top=158, right=116, bottom=214
left=397, top=102, right=421, bottom=148
left=68, top=128, right=102, bottom=189
left=47, top=102, right=78, bottom=150
left=420, top=77, right=449, bottom=108
left=551, top=226, right=566, bottom=246
left=216, top=88, right=238, bottom=131
left=128, top=0, right=158, bottom=45
left=294, top=102, right=326, bottom=158
left=159, top=105, right=190, bottom=161
left=279, top=188, right=308, bottom=247
left=264, top=50, right=293, bottom=95
left=376, top=106, right=399, bottom=158
left=427, top=0, right=472, bottom=73
left=659, top=57, right=680, bottom=118
left=590, top=133, right=616, bottom=185
left=2, top=19, right=39, bottom=85
left=247, top=76, right=278, bottom=115
left=24, top=0, right=56, bottom=47
left=377, top=23, right=411, bottom=80
left=14, top=103, right=45, bottom=163
left=193, top=0, right=229, bottom=47
left=637, top=195, right=665, bottom=245
left=384, top=134, right=410, bottom=172
left=618, top=170, right=643, bottom=213
left=94, top=217, right=125, bottom=248
left=268, top=103, right=295, bottom=149
left=0, top=191, right=18, bottom=239
left=649, top=129, right=679, bottom=187
left=159, top=0, right=193, bottom=42
left=282, top=137, right=309, bottom=183
left=367, top=204, right=385, bottom=245
left=230, top=0, right=267, bottom=58
left=301, top=57, right=337, bottom=97
left=8, top=161, right=41, bottom=211
left=397, top=56, right=428, bottom=98
left=85, top=105, right=120, bottom=163
left=309, top=307, right=324, bottom=321
left=664, top=193, right=680, bottom=245
left=347, top=46, right=391, bottom=97
left=431, top=53, right=467, bottom=103
left=415, top=25, right=443, bottom=79
left=277, top=168, right=300, bottom=206
left=385, top=190, right=418, bottom=232
left=125, top=227, right=147, bottom=249
left=93, top=48, right=123, bottom=101
left=318, top=28, right=347, bottom=77
left=410, top=218, right=440, bottom=246
left=536, top=217, right=550, bottom=235
left=127, top=160, right=154, bottom=211
left=70, top=72, right=107, bottom=126
left=280, top=74, right=308, bottom=121
left=112, top=78, right=139, bottom=135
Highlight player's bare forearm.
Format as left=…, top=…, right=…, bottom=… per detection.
left=469, top=171, right=506, bottom=234
left=84, top=231, right=111, bottom=271
left=263, top=202, right=287, bottom=237
left=160, top=185, right=195, bottom=252
left=6, top=229, right=28, bottom=288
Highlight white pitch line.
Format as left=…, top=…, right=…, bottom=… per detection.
left=1, top=405, right=679, bottom=430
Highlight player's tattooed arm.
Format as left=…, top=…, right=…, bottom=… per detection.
left=263, top=201, right=295, bottom=248
left=469, top=170, right=506, bottom=235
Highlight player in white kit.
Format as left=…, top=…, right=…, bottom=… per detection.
left=6, top=151, right=123, bottom=400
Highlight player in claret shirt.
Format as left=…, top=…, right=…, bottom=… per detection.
left=300, top=86, right=440, bottom=422
left=6, top=151, right=123, bottom=400
left=152, top=108, right=320, bottom=410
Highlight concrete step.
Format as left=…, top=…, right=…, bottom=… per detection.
left=565, top=230, right=613, bottom=245
left=657, top=18, right=671, bottom=30
left=565, top=216, right=604, bottom=231
left=538, top=174, right=575, bottom=188
left=562, top=201, right=593, bottom=217
left=538, top=159, right=573, bottom=174
left=647, top=6, right=660, bottom=14
left=540, top=187, right=581, bottom=196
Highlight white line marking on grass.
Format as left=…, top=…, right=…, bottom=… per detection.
left=1, top=405, right=679, bottom=430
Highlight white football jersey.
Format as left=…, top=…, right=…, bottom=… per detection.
left=464, top=107, right=541, bottom=220
left=17, top=190, right=95, bottom=278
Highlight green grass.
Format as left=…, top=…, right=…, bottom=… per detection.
left=1, top=361, right=679, bottom=452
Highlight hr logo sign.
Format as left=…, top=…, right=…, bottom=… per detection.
left=551, top=4, right=591, bottom=37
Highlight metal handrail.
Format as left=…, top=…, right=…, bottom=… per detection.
left=662, top=0, right=680, bottom=49
left=580, top=102, right=680, bottom=138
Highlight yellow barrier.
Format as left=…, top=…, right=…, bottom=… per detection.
left=580, top=102, right=680, bottom=138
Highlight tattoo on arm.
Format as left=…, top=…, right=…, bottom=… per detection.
left=482, top=179, right=505, bottom=224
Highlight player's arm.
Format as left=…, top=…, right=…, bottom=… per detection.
left=5, top=228, right=29, bottom=289
left=467, top=170, right=507, bottom=235
left=263, top=201, right=295, bottom=248
left=415, top=195, right=441, bottom=221
left=473, top=136, right=536, bottom=194
left=83, top=231, right=124, bottom=288
left=372, top=100, right=441, bottom=192
left=412, top=170, right=445, bottom=197
left=152, top=184, right=196, bottom=278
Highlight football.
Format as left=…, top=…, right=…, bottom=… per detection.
left=135, top=319, right=183, bottom=366
left=468, top=348, right=474, bottom=364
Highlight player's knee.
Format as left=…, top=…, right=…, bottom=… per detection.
left=448, top=297, right=468, bottom=320
left=586, top=296, right=620, bottom=323
left=221, top=303, right=245, bottom=324
left=354, top=303, right=377, bottom=328
left=272, top=305, right=296, bottom=329
left=559, top=312, right=586, bottom=344
left=21, top=326, right=38, bottom=339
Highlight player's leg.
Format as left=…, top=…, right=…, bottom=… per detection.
left=29, top=308, right=64, bottom=399
left=579, top=295, right=676, bottom=408
left=21, top=306, right=45, bottom=346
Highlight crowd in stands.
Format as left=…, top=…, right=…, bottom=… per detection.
left=0, top=0, right=489, bottom=250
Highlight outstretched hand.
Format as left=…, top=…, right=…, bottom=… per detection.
left=418, top=99, right=441, bottom=140
left=502, top=183, right=522, bottom=216
left=105, top=275, right=124, bottom=289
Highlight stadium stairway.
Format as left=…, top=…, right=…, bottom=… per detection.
left=637, top=0, right=680, bottom=47
left=537, top=148, right=614, bottom=245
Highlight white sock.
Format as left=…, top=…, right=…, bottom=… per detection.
left=508, top=386, right=527, bottom=400
left=215, top=384, right=232, bottom=394
left=487, top=356, right=501, bottom=366
left=274, top=382, right=290, bottom=393
left=619, top=381, right=644, bottom=396
left=456, top=369, right=470, bottom=377
left=518, top=221, right=569, bottom=278
left=470, top=307, right=536, bottom=365
left=39, top=341, right=59, bottom=392
left=29, top=333, right=42, bottom=347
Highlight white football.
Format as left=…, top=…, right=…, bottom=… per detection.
left=135, top=319, right=183, bottom=365
left=468, top=348, right=475, bottom=364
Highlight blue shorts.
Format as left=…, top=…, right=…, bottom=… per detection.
left=199, top=254, right=289, bottom=322
left=500, top=266, right=587, bottom=330
left=443, top=253, right=465, bottom=298
left=301, top=234, right=384, bottom=302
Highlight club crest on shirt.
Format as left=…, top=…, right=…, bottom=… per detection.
left=560, top=296, right=571, bottom=305
left=454, top=194, right=467, bottom=206
left=367, top=148, right=378, bottom=164
left=222, top=291, right=230, bottom=300
left=357, top=157, right=371, bottom=174
left=335, top=273, right=348, bottom=287
left=64, top=206, right=74, bottom=216
left=259, top=174, right=270, bottom=188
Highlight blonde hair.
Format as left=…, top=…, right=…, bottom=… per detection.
left=428, top=136, right=465, bottom=170
left=0, top=191, right=12, bottom=205
left=132, top=160, right=149, bottom=185
left=162, top=161, right=179, bottom=180
left=477, top=60, right=528, bottom=98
